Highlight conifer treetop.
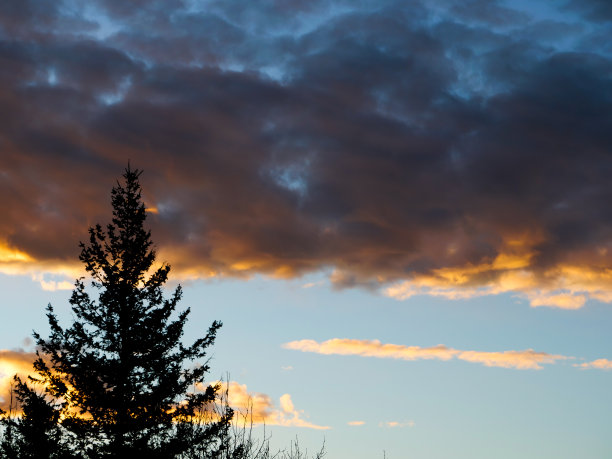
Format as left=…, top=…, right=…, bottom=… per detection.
left=2, top=167, right=231, bottom=458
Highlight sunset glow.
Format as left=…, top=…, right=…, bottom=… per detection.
left=1, top=0, right=611, bottom=456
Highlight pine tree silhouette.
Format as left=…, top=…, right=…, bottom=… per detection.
left=1, top=167, right=231, bottom=458
left=0, top=376, right=70, bottom=458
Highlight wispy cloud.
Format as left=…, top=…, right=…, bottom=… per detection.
left=302, top=280, right=325, bottom=289
left=283, top=339, right=568, bottom=370
left=456, top=349, right=565, bottom=370
left=348, top=420, right=365, bottom=426
left=284, top=339, right=457, bottom=361
left=380, top=421, right=415, bottom=428
left=574, top=359, right=612, bottom=370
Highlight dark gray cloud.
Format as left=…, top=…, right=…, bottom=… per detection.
left=0, top=0, right=611, bottom=294
left=566, top=0, right=612, bottom=22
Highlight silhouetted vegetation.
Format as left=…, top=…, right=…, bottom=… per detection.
left=0, top=167, right=231, bottom=457
left=0, top=376, right=71, bottom=458
left=0, top=167, right=325, bottom=459
left=215, top=387, right=326, bottom=459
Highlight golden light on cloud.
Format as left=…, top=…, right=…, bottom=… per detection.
left=348, top=420, right=365, bottom=426
left=0, top=242, right=33, bottom=263
left=527, top=291, right=586, bottom=310
left=4, top=221, right=612, bottom=310
left=283, top=339, right=567, bottom=370
left=380, top=420, right=415, bottom=428
left=0, top=240, right=82, bottom=291
left=230, top=261, right=257, bottom=272
left=272, top=265, right=297, bottom=279
left=302, top=280, right=325, bottom=289
left=575, top=359, right=612, bottom=370
left=380, top=233, right=612, bottom=309
left=456, top=349, right=565, bottom=370
left=222, top=381, right=329, bottom=430
left=283, top=339, right=458, bottom=361
left=384, top=261, right=612, bottom=310
left=0, top=350, right=37, bottom=411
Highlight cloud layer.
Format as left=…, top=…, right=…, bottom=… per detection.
left=283, top=339, right=569, bottom=370
left=0, top=0, right=611, bottom=306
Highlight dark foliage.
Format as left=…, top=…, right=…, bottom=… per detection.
left=0, top=376, right=71, bottom=458
left=0, top=167, right=231, bottom=458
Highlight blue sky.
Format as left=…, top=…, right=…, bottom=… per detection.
left=0, top=0, right=611, bottom=457
left=2, top=270, right=612, bottom=458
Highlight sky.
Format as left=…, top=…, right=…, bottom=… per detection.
left=0, top=0, right=611, bottom=457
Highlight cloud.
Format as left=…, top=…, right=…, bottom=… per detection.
left=565, top=0, right=612, bottom=22
left=348, top=420, right=365, bottom=426
left=283, top=339, right=568, bottom=370
left=0, top=240, right=81, bottom=289
left=302, top=280, right=325, bottom=289
left=223, top=381, right=329, bottom=430
left=574, top=359, right=612, bottom=370
left=383, top=250, right=612, bottom=309
left=0, top=0, right=610, bottom=307
left=380, top=420, right=415, bottom=428
left=456, top=349, right=565, bottom=370
left=284, top=339, right=458, bottom=361
left=0, top=349, right=38, bottom=411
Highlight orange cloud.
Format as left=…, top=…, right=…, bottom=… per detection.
left=348, top=420, right=365, bottom=426
left=204, top=381, right=329, bottom=430
left=574, top=359, right=612, bottom=370
left=283, top=339, right=458, bottom=361
left=457, top=349, right=565, bottom=370
left=302, top=280, right=325, bottom=289
left=0, top=240, right=81, bottom=291
left=0, top=350, right=38, bottom=411
left=0, top=243, right=33, bottom=263
left=380, top=420, right=415, bottom=428
left=379, top=234, right=612, bottom=309
left=283, top=339, right=567, bottom=370
left=384, top=259, right=612, bottom=310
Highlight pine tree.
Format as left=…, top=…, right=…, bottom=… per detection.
left=0, top=376, right=71, bottom=458
left=1, top=167, right=232, bottom=458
